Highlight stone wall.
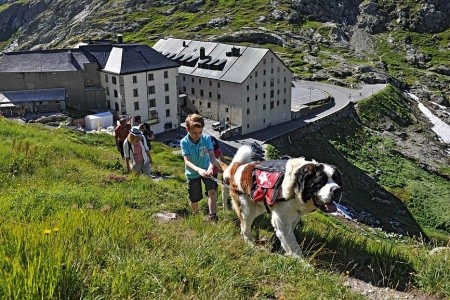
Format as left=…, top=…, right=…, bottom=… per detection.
left=266, top=102, right=357, bottom=148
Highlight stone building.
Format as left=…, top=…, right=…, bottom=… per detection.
left=153, top=38, right=293, bottom=135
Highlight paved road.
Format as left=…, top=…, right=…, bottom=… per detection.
left=204, top=81, right=387, bottom=157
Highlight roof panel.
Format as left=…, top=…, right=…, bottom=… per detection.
left=153, top=38, right=270, bottom=83
left=1, top=88, right=66, bottom=103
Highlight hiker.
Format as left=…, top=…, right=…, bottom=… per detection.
left=123, top=126, right=151, bottom=177
left=114, top=117, right=131, bottom=158
left=210, top=135, right=230, bottom=210
left=139, top=123, right=155, bottom=161
left=180, top=114, right=221, bottom=222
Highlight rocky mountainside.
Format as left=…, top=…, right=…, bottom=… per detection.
left=0, top=0, right=449, bottom=102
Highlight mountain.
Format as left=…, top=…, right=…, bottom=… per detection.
left=0, top=0, right=449, bottom=104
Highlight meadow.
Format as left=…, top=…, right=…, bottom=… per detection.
left=0, top=106, right=449, bottom=299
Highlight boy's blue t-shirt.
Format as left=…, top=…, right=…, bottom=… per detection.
left=181, top=133, right=213, bottom=179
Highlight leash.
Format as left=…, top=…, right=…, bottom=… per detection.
left=208, top=176, right=230, bottom=189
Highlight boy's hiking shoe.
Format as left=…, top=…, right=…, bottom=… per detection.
left=205, top=214, right=219, bottom=223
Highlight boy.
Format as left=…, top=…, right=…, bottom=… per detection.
left=181, top=114, right=220, bottom=222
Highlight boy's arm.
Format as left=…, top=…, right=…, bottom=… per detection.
left=183, top=155, right=209, bottom=177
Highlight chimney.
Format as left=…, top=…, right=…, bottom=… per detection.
left=231, top=47, right=240, bottom=57
left=67, top=50, right=73, bottom=62
left=117, top=34, right=123, bottom=43
left=182, top=41, right=187, bottom=47
left=200, top=47, right=206, bottom=59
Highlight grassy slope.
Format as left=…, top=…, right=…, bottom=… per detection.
left=1, top=99, right=450, bottom=298
left=0, top=118, right=364, bottom=299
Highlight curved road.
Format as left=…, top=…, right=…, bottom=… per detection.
left=204, top=81, right=387, bottom=157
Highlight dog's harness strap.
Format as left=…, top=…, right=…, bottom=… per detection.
left=251, top=160, right=286, bottom=210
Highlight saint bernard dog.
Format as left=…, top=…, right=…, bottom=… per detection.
left=223, top=144, right=342, bottom=260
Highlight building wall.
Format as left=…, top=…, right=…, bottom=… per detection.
left=178, top=51, right=292, bottom=135
left=102, top=67, right=179, bottom=134
left=0, top=62, right=106, bottom=110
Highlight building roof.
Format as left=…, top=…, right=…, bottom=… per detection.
left=80, top=43, right=180, bottom=75
left=152, top=38, right=289, bottom=84
left=0, top=49, right=94, bottom=72
left=0, top=43, right=180, bottom=75
left=0, top=88, right=66, bottom=106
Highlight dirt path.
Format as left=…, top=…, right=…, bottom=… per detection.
left=344, top=277, right=442, bottom=300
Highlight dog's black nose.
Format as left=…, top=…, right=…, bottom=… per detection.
left=331, top=186, right=342, bottom=200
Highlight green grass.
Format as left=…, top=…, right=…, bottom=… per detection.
left=0, top=118, right=367, bottom=299
left=1, top=90, right=450, bottom=299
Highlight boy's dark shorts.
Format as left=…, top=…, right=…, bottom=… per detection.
left=187, top=177, right=218, bottom=203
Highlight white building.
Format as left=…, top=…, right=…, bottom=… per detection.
left=153, top=38, right=292, bottom=135
left=83, top=41, right=180, bottom=134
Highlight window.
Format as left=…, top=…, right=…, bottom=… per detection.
left=209, top=91, right=212, bottom=98
left=166, top=109, right=170, bottom=117
left=263, top=93, right=266, bottom=99
left=183, top=76, right=185, bottom=81
left=134, top=101, right=139, bottom=110
left=255, top=95, right=258, bottom=100
left=164, top=71, right=168, bottom=78
left=199, top=101, right=202, bottom=106
left=164, top=83, right=169, bottom=92
left=270, top=101, right=274, bottom=109
left=114, top=89, right=118, bottom=98
left=200, top=89, right=204, bottom=97
left=247, top=109, right=250, bottom=115
left=263, top=58, right=266, bottom=64
left=218, top=94, right=221, bottom=99
left=246, top=85, right=249, bottom=91
left=199, top=79, right=201, bottom=84
left=255, top=71, right=258, bottom=77
left=263, top=81, right=266, bottom=87
left=149, top=99, right=156, bottom=108
left=271, top=68, right=273, bottom=74
left=263, top=104, right=266, bottom=110
left=112, top=76, right=117, bottom=84
left=115, top=102, right=119, bottom=111
left=284, top=77, right=287, bottom=82
left=148, top=73, right=154, bottom=81
left=255, top=83, right=258, bottom=89
left=247, top=97, right=249, bottom=102
left=183, top=86, right=186, bottom=92
left=207, top=102, right=211, bottom=108
left=277, top=67, right=280, bottom=73
left=283, top=99, right=286, bottom=104
left=105, top=74, right=108, bottom=82
left=217, top=82, right=220, bottom=88
left=209, top=81, right=212, bottom=86
left=270, top=79, right=274, bottom=87
left=165, top=96, right=170, bottom=104
left=106, top=87, right=110, bottom=96
left=271, top=58, right=274, bottom=63
left=247, top=124, right=249, bottom=128
left=132, top=76, right=137, bottom=83
left=191, top=78, right=194, bottom=83
left=191, top=88, right=195, bottom=95
left=277, top=100, right=280, bottom=106
left=148, top=110, right=159, bottom=124
left=263, top=70, right=266, bottom=75
left=270, top=90, right=274, bottom=98
left=107, top=100, right=110, bottom=109
left=148, top=86, right=155, bottom=95
left=133, top=89, right=139, bottom=97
